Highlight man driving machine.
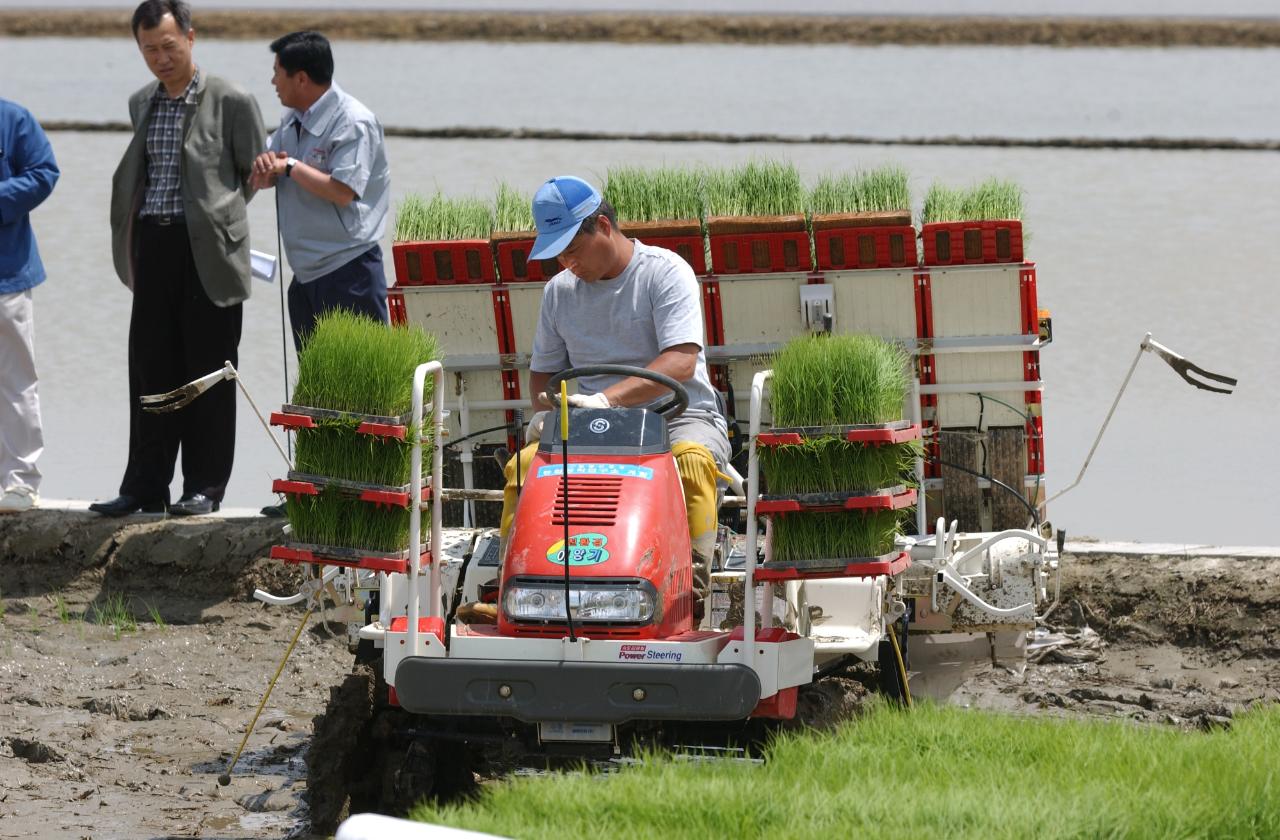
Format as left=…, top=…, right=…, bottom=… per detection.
left=500, top=175, right=730, bottom=617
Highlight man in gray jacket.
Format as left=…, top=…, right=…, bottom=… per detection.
left=92, top=0, right=264, bottom=517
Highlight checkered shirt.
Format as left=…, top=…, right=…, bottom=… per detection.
left=139, top=70, right=199, bottom=219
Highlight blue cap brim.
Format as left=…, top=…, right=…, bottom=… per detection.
left=528, top=220, right=582, bottom=261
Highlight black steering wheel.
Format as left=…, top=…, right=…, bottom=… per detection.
left=545, top=364, right=689, bottom=419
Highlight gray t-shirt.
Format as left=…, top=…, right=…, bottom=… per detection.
left=268, top=83, right=389, bottom=282
left=530, top=241, right=725, bottom=432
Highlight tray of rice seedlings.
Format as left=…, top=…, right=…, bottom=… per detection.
left=757, top=334, right=917, bottom=573
left=759, top=509, right=910, bottom=578
left=391, top=190, right=496, bottom=284
left=490, top=181, right=560, bottom=282
left=921, top=177, right=1025, bottom=265
left=606, top=164, right=709, bottom=274
left=282, top=486, right=422, bottom=556
left=705, top=160, right=811, bottom=274
left=809, top=165, right=916, bottom=270
left=288, top=310, right=440, bottom=485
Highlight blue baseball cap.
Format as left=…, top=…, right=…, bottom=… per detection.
left=529, top=176, right=603, bottom=260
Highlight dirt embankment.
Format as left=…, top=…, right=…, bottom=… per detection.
left=1, top=511, right=1278, bottom=837
left=3, top=11, right=1280, bottom=47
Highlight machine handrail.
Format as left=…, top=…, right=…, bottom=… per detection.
left=742, top=368, right=774, bottom=672
left=408, top=361, right=446, bottom=659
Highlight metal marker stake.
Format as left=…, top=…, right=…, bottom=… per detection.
left=560, top=382, right=575, bottom=642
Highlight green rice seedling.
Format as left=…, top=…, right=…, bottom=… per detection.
left=760, top=438, right=922, bottom=495
left=604, top=165, right=707, bottom=223
left=923, top=178, right=1024, bottom=223
left=293, top=421, right=431, bottom=486
left=292, top=310, right=440, bottom=417
left=769, top=334, right=910, bottom=427
left=411, top=703, right=1280, bottom=840
left=394, top=191, right=493, bottom=242
left=91, top=592, right=138, bottom=640
left=53, top=592, right=71, bottom=624
left=494, top=181, right=536, bottom=233
left=145, top=602, right=166, bottom=629
left=808, top=165, right=911, bottom=215
left=770, top=509, right=905, bottom=563
left=286, top=487, right=412, bottom=554
left=964, top=177, right=1023, bottom=220
left=705, top=160, right=806, bottom=217
left=921, top=181, right=968, bottom=224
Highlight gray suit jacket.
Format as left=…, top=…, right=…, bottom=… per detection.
left=110, top=72, right=265, bottom=307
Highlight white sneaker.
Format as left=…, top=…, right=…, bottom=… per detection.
left=0, top=487, right=38, bottom=513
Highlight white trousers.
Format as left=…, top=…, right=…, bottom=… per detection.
left=0, top=289, right=43, bottom=493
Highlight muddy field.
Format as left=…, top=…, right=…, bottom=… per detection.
left=1, top=510, right=1277, bottom=839
left=3, top=10, right=1280, bottom=47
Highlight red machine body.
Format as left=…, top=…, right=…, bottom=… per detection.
left=498, top=413, right=694, bottom=640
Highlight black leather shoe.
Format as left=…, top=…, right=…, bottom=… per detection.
left=88, top=495, right=167, bottom=518
left=169, top=493, right=219, bottom=517
left=259, top=502, right=287, bottom=518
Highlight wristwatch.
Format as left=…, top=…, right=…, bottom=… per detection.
left=284, top=157, right=298, bottom=178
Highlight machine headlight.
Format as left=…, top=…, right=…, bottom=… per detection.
left=503, top=579, right=656, bottom=624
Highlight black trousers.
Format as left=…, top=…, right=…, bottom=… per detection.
left=120, top=220, right=242, bottom=503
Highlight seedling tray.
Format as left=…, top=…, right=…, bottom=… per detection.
left=491, top=231, right=560, bottom=282
left=273, top=471, right=431, bottom=508
left=757, top=486, right=916, bottom=514
left=270, top=541, right=431, bottom=575
left=754, top=549, right=911, bottom=582
left=392, top=239, right=496, bottom=285
left=270, top=403, right=413, bottom=440
left=757, top=421, right=921, bottom=447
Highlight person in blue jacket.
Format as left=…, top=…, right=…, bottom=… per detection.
left=0, top=98, right=59, bottom=513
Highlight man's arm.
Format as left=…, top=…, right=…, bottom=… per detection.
left=229, top=91, right=266, bottom=203
left=0, top=107, right=59, bottom=225
left=599, top=343, right=699, bottom=407
left=250, top=150, right=356, bottom=205
left=529, top=369, right=554, bottom=411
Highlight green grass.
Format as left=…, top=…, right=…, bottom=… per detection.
left=53, top=592, right=71, bottom=624
left=760, top=438, right=921, bottom=495
left=705, top=160, right=806, bottom=217
left=604, top=165, right=707, bottom=223
left=90, top=592, right=138, bottom=640
left=292, top=310, right=440, bottom=417
left=286, top=487, right=411, bottom=554
left=394, top=191, right=493, bottom=242
left=770, top=509, right=903, bottom=562
left=807, top=165, right=911, bottom=215
left=923, top=178, right=1024, bottom=224
left=769, top=334, right=911, bottom=427
left=145, top=601, right=166, bottom=629
left=412, top=702, right=1280, bottom=840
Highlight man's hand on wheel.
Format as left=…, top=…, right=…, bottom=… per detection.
left=566, top=392, right=610, bottom=409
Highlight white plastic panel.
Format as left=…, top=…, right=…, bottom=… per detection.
left=929, top=265, right=1023, bottom=338
left=713, top=273, right=811, bottom=344
left=826, top=268, right=917, bottom=340
left=401, top=285, right=500, bottom=356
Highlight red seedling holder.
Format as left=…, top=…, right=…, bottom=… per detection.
left=754, top=550, right=911, bottom=582
left=492, top=235, right=560, bottom=283
left=392, top=239, right=496, bottom=286
left=643, top=234, right=708, bottom=275
left=756, top=487, right=917, bottom=515
left=270, top=403, right=412, bottom=441
left=707, top=215, right=812, bottom=275
left=272, top=474, right=431, bottom=509
left=814, top=225, right=917, bottom=270
left=757, top=422, right=922, bottom=448
left=270, top=543, right=432, bottom=575
left=921, top=220, right=1024, bottom=266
